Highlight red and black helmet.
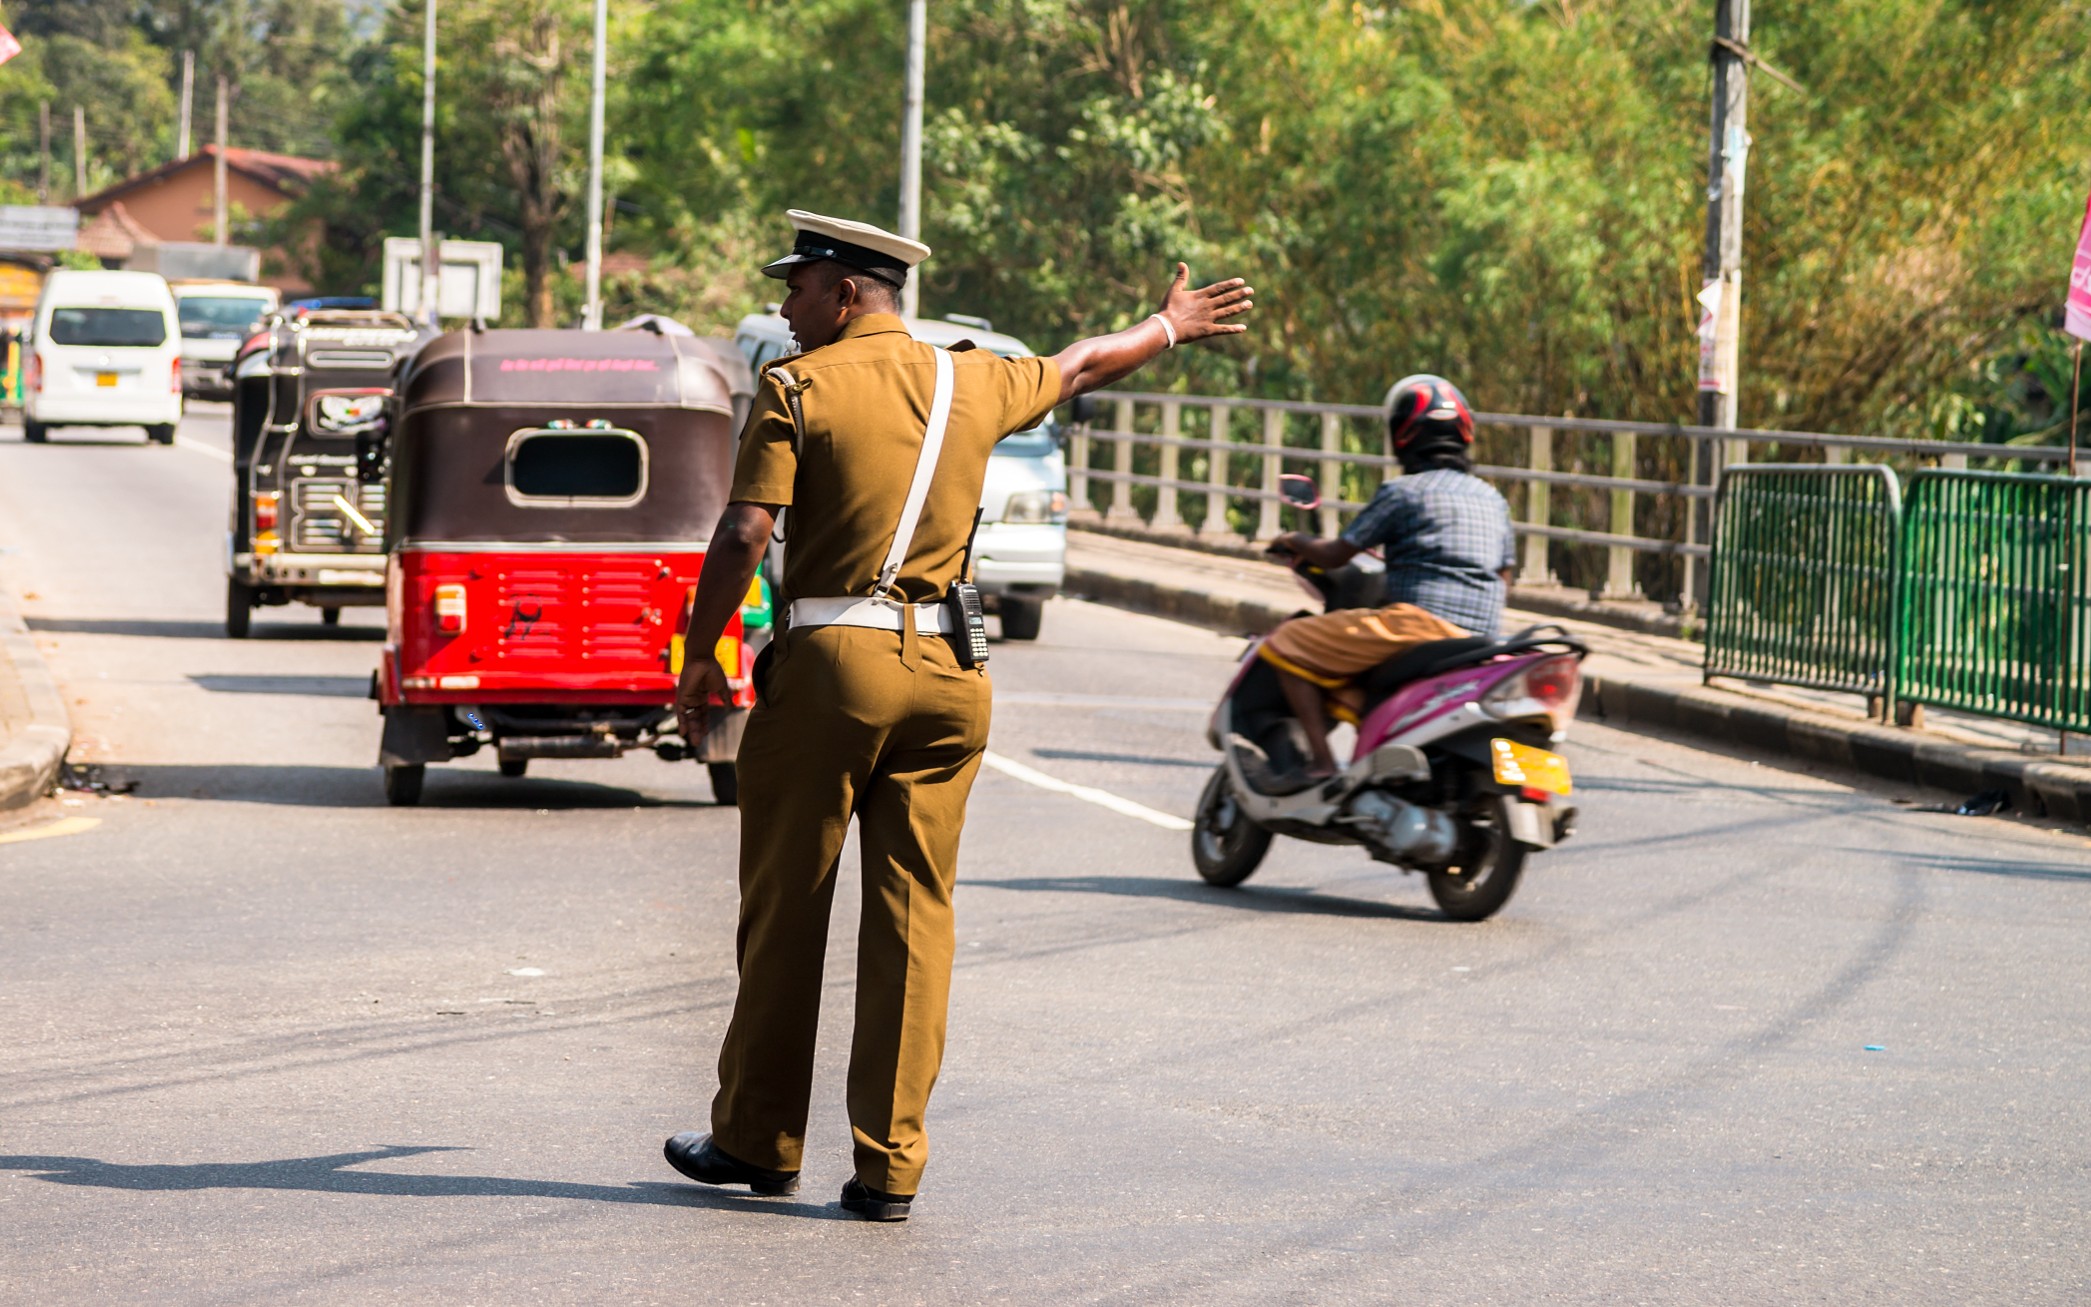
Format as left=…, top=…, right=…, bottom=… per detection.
left=1382, top=374, right=1475, bottom=452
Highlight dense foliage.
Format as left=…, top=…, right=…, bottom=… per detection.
left=4, top=0, right=2088, bottom=445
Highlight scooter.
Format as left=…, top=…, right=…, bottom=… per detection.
left=1190, top=475, right=1584, bottom=921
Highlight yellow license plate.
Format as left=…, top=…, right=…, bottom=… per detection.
left=96, top=371, right=118, bottom=387
left=1490, top=738, right=1572, bottom=796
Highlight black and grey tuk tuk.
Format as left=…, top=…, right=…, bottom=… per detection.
left=224, top=310, right=436, bottom=636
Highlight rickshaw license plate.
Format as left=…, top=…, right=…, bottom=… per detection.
left=1490, top=738, right=1572, bottom=796
left=96, top=371, right=118, bottom=387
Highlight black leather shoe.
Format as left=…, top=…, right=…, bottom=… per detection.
left=662, top=1131, right=799, bottom=1196
left=840, top=1177, right=912, bottom=1222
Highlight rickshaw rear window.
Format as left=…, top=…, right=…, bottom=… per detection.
left=50, top=307, right=168, bottom=347
left=508, top=429, right=647, bottom=504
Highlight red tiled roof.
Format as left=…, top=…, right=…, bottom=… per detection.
left=75, top=145, right=337, bottom=213
left=74, top=202, right=158, bottom=260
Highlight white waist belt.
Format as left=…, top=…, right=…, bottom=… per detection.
left=788, top=596, right=954, bottom=634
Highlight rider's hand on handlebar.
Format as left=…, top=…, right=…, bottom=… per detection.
left=1265, top=530, right=1307, bottom=563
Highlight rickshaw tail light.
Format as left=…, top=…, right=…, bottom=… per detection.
left=433, top=584, right=467, bottom=635
left=254, top=492, right=280, bottom=532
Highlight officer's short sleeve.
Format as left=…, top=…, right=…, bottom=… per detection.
left=978, top=354, right=1063, bottom=438
left=728, top=371, right=797, bottom=506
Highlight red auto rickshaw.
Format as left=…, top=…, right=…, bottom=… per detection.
left=371, top=325, right=758, bottom=807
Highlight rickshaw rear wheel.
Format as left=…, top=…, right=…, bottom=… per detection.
left=383, top=763, right=425, bottom=807
left=499, top=757, right=528, bottom=778
left=708, top=762, right=738, bottom=806
left=146, top=424, right=175, bottom=445
left=225, top=579, right=253, bottom=639
left=320, top=607, right=341, bottom=627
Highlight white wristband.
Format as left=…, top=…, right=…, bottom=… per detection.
left=1148, top=313, right=1177, bottom=349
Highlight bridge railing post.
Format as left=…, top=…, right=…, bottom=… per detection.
left=1105, top=397, right=1140, bottom=525
left=1607, top=430, right=1636, bottom=598
left=1522, top=424, right=1552, bottom=585
left=1152, top=401, right=1182, bottom=533
left=1256, top=407, right=1285, bottom=542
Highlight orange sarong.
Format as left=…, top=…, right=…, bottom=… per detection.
left=1258, top=603, right=1467, bottom=720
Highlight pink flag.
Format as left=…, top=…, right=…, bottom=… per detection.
left=0, top=25, right=21, bottom=67
left=2069, top=187, right=2091, bottom=342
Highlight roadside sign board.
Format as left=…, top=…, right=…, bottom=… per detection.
left=381, top=237, right=503, bottom=321
left=0, top=206, right=79, bottom=252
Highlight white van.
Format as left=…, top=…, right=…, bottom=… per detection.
left=23, top=269, right=184, bottom=444
left=732, top=310, right=1069, bottom=640
left=172, top=281, right=279, bottom=400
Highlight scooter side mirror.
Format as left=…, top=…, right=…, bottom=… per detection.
left=1277, top=473, right=1322, bottom=511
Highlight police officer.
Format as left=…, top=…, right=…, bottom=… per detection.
left=665, top=210, right=1253, bottom=1221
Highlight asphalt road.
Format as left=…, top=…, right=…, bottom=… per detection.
left=2, top=407, right=2088, bottom=1305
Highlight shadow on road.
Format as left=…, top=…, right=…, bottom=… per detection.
left=0, top=1147, right=844, bottom=1219
left=25, top=615, right=382, bottom=642
left=188, top=673, right=371, bottom=697
left=972, top=873, right=1442, bottom=922
left=1844, top=846, right=2091, bottom=884
left=100, top=762, right=716, bottom=810
left=1029, top=747, right=1210, bottom=769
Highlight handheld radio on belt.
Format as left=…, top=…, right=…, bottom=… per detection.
left=945, top=509, right=989, bottom=668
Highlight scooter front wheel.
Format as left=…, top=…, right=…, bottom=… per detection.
left=1191, top=766, right=1271, bottom=887
left=1426, top=798, right=1527, bottom=922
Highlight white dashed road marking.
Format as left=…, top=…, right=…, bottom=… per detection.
left=981, top=750, right=1193, bottom=831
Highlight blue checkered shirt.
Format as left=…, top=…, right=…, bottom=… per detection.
left=1339, top=469, right=1516, bottom=635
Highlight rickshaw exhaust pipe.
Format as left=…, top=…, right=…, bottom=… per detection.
left=498, top=736, right=622, bottom=761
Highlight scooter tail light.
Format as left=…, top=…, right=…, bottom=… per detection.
left=433, top=583, right=467, bottom=635
left=1526, top=655, right=1581, bottom=714
left=253, top=491, right=280, bottom=532
left=1484, top=654, right=1582, bottom=729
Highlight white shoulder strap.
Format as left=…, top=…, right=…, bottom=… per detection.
left=876, top=347, right=954, bottom=597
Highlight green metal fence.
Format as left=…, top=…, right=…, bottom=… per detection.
left=1897, top=470, right=2091, bottom=734
left=1706, top=465, right=1903, bottom=702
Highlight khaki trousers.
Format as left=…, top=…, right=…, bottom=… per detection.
left=710, top=619, right=990, bottom=1196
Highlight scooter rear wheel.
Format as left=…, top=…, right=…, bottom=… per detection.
left=1426, top=798, right=1527, bottom=922
left=1191, top=766, right=1271, bottom=887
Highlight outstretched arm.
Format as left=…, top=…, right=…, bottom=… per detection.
left=1052, top=264, right=1254, bottom=402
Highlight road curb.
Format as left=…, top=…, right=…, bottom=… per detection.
left=0, top=590, right=69, bottom=811
left=1066, top=561, right=2091, bottom=825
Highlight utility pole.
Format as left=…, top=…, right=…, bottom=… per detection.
left=36, top=102, right=49, bottom=203
left=71, top=106, right=85, bottom=198
left=177, top=51, right=194, bottom=159
left=1687, top=0, right=1751, bottom=608
left=581, top=0, right=607, bottom=330
left=898, top=0, right=926, bottom=319
left=213, top=76, right=229, bottom=245
left=417, top=0, right=440, bottom=328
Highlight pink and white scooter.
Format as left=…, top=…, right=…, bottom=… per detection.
left=1191, top=478, right=1585, bottom=921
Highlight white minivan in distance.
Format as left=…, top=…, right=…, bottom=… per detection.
left=732, top=310, right=1069, bottom=640
left=23, top=269, right=184, bottom=444
left=172, top=281, right=279, bottom=400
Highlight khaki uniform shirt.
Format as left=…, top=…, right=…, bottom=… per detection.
left=730, top=313, right=1063, bottom=606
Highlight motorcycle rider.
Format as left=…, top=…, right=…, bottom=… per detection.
left=1264, top=374, right=1517, bottom=781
